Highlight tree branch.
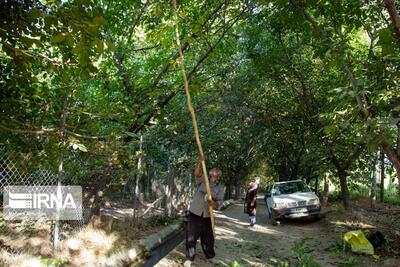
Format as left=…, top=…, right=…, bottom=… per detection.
left=124, top=10, right=245, bottom=141
left=381, top=137, right=400, bottom=174
left=289, top=0, right=370, bottom=118
left=0, top=124, right=60, bottom=136
left=289, top=0, right=325, bottom=38
left=0, top=124, right=111, bottom=141
left=344, top=144, right=365, bottom=170
left=384, top=0, right=400, bottom=43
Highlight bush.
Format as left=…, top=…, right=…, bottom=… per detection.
left=153, top=215, right=173, bottom=226
left=384, top=188, right=400, bottom=206
left=329, top=191, right=342, bottom=202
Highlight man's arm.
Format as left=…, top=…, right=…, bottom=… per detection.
left=194, top=157, right=203, bottom=184
left=208, top=187, right=225, bottom=209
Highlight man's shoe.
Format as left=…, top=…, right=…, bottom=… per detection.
left=183, top=260, right=193, bottom=267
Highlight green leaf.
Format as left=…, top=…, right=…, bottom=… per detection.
left=93, top=16, right=105, bottom=26
left=377, top=28, right=395, bottom=56
left=106, top=41, right=116, bottom=51
left=323, top=125, right=336, bottom=135
left=77, top=0, right=92, bottom=5
left=77, top=144, right=88, bottom=152
left=50, top=34, right=66, bottom=44
left=72, top=42, right=85, bottom=54
left=95, top=40, right=104, bottom=53
left=126, top=132, right=137, bottom=138
left=66, top=34, right=74, bottom=47
left=20, top=36, right=34, bottom=48
left=79, top=69, right=90, bottom=79
left=27, top=9, right=42, bottom=22
left=44, top=16, right=55, bottom=29
left=77, top=53, right=90, bottom=66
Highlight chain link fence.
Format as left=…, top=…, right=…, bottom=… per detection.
left=0, top=148, right=88, bottom=263
left=0, top=149, right=56, bottom=260
left=0, top=146, right=194, bottom=265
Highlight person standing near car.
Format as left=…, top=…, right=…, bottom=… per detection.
left=244, top=176, right=260, bottom=226
left=184, top=157, right=224, bottom=267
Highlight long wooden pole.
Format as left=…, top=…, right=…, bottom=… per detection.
left=172, top=0, right=215, bottom=237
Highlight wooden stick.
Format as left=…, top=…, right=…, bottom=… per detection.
left=172, top=0, right=216, bottom=237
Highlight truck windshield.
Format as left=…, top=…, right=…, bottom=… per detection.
left=273, top=181, right=310, bottom=195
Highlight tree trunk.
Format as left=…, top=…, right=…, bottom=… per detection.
left=133, top=135, right=143, bottom=219
left=54, top=99, right=68, bottom=251
left=86, top=173, right=109, bottom=217
left=370, top=154, right=377, bottom=210
left=165, top=161, right=178, bottom=216
left=397, top=124, right=400, bottom=195
left=380, top=151, right=385, bottom=203
left=314, top=176, right=319, bottom=194
left=235, top=178, right=241, bottom=199
left=290, top=159, right=300, bottom=180
left=188, top=172, right=192, bottom=196
left=146, top=168, right=151, bottom=201
left=381, top=141, right=400, bottom=194
left=226, top=175, right=232, bottom=199
left=322, top=172, right=330, bottom=207
left=384, top=0, right=400, bottom=43
left=284, top=156, right=289, bottom=181
left=338, top=170, right=350, bottom=209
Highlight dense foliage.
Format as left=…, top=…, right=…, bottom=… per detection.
left=1, top=0, right=400, bottom=209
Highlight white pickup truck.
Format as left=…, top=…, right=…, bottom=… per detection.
left=264, top=180, right=321, bottom=224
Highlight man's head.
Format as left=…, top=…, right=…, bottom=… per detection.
left=209, top=167, right=222, bottom=183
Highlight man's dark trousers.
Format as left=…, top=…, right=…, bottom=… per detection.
left=186, top=212, right=215, bottom=261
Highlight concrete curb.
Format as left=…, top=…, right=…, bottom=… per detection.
left=107, top=220, right=185, bottom=266
left=139, top=222, right=184, bottom=252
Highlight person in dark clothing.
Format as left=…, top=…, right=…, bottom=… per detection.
left=184, top=158, right=224, bottom=267
left=244, top=176, right=260, bottom=226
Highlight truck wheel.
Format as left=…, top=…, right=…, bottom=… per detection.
left=314, top=214, right=321, bottom=221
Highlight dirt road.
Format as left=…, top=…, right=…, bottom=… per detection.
left=156, top=200, right=397, bottom=267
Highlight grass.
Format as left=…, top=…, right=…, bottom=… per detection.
left=263, top=239, right=321, bottom=267
left=152, top=214, right=181, bottom=226
left=326, top=232, right=346, bottom=254
left=21, top=219, right=36, bottom=235
left=153, top=214, right=173, bottom=226
left=248, top=243, right=264, bottom=259
left=335, top=256, right=358, bottom=267
left=268, top=258, right=290, bottom=267
left=292, top=239, right=320, bottom=267
left=327, top=185, right=400, bottom=207
left=384, top=193, right=400, bottom=206
left=227, top=260, right=245, bottom=267
left=40, top=257, right=67, bottom=267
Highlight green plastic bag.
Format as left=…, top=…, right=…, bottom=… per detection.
left=344, top=230, right=374, bottom=255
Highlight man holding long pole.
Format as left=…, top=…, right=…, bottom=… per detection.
left=184, top=158, right=224, bottom=267
left=172, top=0, right=224, bottom=265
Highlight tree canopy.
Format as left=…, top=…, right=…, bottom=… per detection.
left=1, top=0, right=400, bottom=209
